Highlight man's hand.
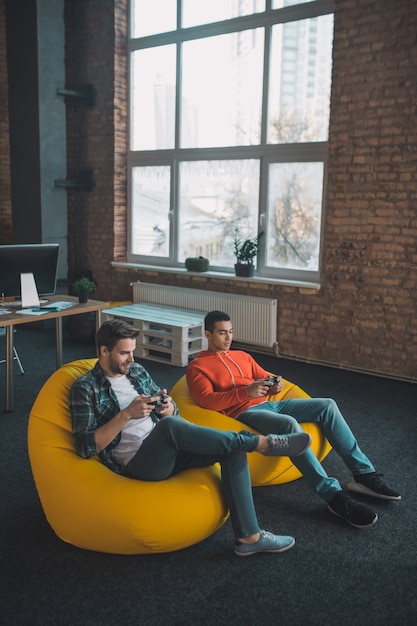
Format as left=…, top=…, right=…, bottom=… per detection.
left=247, top=377, right=284, bottom=398
left=124, top=395, right=156, bottom=420
left=247, top=379, right=274, bottom=398
left=146, top=389, right=175, bottom=417
left=266, top=376, right=284, bottom=395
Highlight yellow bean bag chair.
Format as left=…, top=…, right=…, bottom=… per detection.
left=170, top=375, right=332, bottom=487
left=28, top=359, right=229, bottom=554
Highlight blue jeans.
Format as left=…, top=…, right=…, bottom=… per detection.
left=239, top=398, right=375, bottom=502
left=125, top=416, right=261, bottom=538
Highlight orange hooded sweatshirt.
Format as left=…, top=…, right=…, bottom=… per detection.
left=186, top=350, right=274, bottom=420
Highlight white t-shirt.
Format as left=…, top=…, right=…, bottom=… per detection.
left=108, top=375, right=156, bottom=466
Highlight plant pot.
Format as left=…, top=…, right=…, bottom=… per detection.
left=78, top=291, right=89, bottom=303
left=234, top=263, right=254, bottom=277
left=185, top=256, right=210, bottom=272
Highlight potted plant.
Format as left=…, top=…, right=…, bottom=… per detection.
left=72, top=276, right=96, bottom=303
left=185, top=256, right=210, bottom=272
left=233, top=230, right=264, bottom=277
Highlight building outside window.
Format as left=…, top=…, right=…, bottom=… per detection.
left=128, top=0, right=334, bottom=283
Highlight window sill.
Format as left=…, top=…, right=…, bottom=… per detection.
left=112, top=262, right=321, bottom=293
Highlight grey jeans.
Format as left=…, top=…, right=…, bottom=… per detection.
left=125, top=415, right=262, bottom=538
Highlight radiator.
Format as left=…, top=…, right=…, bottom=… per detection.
left=132, top=282, right=277, bottom=348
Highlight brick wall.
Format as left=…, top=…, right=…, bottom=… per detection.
left=106, top=0, right=417, bottom=381
left=0, top=0, right=12, bottom=243
left=64, top=0, right=122, bottom=286
left=1, top=0, right=416, bottom=380
left=59, top=0, right=417, bottom=381
left=63, top=0, right=127, bottom=288
left=321, top=0, right=417, bottom=379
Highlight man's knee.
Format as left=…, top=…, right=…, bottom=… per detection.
left=315, top=397, right=343, bottom=425
left=322, top=398, right=339, bottom=415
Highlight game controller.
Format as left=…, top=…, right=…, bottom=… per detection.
left=147, top=393, right=169, bottom=407
left=266, top=375, right=280, bottom=385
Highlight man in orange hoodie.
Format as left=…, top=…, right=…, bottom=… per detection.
left=187, top=310, right=401, bottom=529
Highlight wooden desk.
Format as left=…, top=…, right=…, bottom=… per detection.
left=0, top=296, right=108, bottom=411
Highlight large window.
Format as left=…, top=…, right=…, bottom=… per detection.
left=128, top=0, right=334, bottom=282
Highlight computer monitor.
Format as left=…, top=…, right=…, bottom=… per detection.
left=0, top=243, right=60, bottom=301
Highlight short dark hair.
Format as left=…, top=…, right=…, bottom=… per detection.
left=96, top=319, right=139, bottom=352
left=204, top=310, right=231, bottom=333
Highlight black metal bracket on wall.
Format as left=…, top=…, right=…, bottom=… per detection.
left=56, top=83, right=96, bottom=107
left=54, top=169, right=95, bottom=190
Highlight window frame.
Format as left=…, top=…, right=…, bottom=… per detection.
left=127, top=0, right=334, bottom=283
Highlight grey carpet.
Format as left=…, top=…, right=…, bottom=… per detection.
left=1, top=324, right=416, bottom=625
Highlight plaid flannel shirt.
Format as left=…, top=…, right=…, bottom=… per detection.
left=70, top=360, right=178, bottom=474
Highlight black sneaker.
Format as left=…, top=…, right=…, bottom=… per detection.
left=327, top=490, right=378, bottom=528
left=347, top=472, right=401, bottom=501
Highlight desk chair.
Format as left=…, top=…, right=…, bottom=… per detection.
left=0, top=328, right=24, bottom=374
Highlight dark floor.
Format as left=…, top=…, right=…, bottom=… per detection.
left=1, top=323, right=417, bottom=625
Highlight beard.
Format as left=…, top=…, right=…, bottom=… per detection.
left=108, top=356, right=130, bottom=376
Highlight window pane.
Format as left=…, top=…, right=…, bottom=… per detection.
left=131, top=46, right=176, bottom=150
left=128, top=3, right=334, bottom=280
left=181, top=30, right=264, bottom=148
left=268, top=15, right=333, bottom=143
left=273, top=0, right=316, bottom=7
left=267, top=162, right=323, bottom=271
left=178, top=160, right=260, bottom=267
left=131, top=0, right=176, bottom=38
left=131, top=166, right=170, bottom=258
left=182, top=0, right=265, bottom=28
